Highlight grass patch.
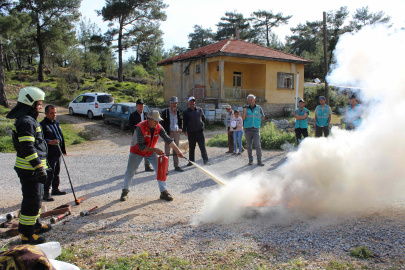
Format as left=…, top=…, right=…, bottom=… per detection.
left=94, top=251, right=191, bottom=270
left=0, top=106, right=15, bottom=153
left=207, top=122, right=296, bottom=150
left=350, top=246, right=372, bottom=259
left=59, top=123, right=92, bottom=147
left=58, top=246, right=94, bottom=263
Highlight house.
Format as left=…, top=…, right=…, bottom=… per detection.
left=157, top=35, right=313, bottom=117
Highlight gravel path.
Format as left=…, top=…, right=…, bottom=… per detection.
left=1, top=143, right=405, bottom=269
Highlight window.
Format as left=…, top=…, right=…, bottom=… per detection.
left=74, top=96, right=84, bottom=103
left=97, top=95, right=114, bottom=103
left=122, top=106, right=129, bottom=115
left=233, top=72, right=242, bottom=87
left=80, top=96, right=90, bottom=103
left=110, top=105, right=117, bottom=112
left=277, top=73, right=294, bottom=89
left=116, top=105, right=122, bottom=113
left=196, top=65, right=200, bottom=73
left=86, top=96, right=95, bottom=103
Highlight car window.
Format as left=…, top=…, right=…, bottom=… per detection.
left=87, top=96, right=95, bottom=103
left=122, top=106, right=129, bottom=115
left=81, top=96, right=90, bottom=103
left=116, top=105, right=122, bottom=113
left=144, top=105, right=150, bottom=113
left=110, top=105, right=117, bottom=112
left=74, top=96, right=84, bottom=103
left=130, top=107, right=137, bottom=114
left=97, top=95, right=114, bottom=103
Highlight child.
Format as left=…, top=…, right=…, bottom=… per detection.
left=231, top=110, right=243, bottom=154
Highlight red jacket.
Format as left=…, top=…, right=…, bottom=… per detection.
left=130, top=120, right=161, bottom=157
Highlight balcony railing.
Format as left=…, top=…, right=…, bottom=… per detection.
left=188, top=88, right=265, bottom=100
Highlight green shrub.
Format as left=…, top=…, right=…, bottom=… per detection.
left=114, top=83, right=122, bottom=88
left=350, top=246, right=372, bottom=259
left=108, top=87, right=117, bottom=91
left=131, top=64, right=149, bottom=78
left=207, top=122, right=296, bottom=150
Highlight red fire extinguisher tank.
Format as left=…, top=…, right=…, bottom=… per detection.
left=157, top=155, right=169, bottom=181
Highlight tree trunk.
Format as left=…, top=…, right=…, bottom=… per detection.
left=4, top=54, right=11, bottom=71
left=266, top=22, right=270, bottom=47
left=36, top=20, right=44, bottom=82
left=0, top=36, right=9, bottom=108
left=117, top=18, right=123, bottom=82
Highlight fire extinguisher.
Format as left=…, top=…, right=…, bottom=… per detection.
left=157, top=155, right=169, bottom=181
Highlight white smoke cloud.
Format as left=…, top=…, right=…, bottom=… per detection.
left=195, top=25, right=405, bottom=223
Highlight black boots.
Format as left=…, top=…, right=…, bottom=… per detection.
left=160, top=190, right=173, bottom=201
left=43, top=191, right=54, bottom=201
left=21, top=234, right=45, bottom=245
left=120, top=189, right=129, bottom=201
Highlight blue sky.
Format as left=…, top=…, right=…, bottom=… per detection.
left=79, top=0, right=404, bottom=59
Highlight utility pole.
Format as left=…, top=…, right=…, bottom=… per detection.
left=323, top=11, right=329, bottom=105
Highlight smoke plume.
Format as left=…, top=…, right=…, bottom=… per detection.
left=196, top=26, right=405, bottom=223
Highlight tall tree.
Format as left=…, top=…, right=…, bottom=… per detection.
left=286, top=20, right=322, bottom=56
left=0, top=0, right=13, bottom=107
left=251, top=10, right=292, bottom=47
left=188, top=25, right=214, bottom=50
left=16, top=0, right=81, bottom=82
left=350, top=6, right=391, bottom=31
left=128, top=21, right=162, bottom=63
left=215, top=11, right=255, bottom=41
left=326, top=6, right=351, bottom=65
left=98, top=0, right=167, bottom=82
left=163, top=45, right=187, bottom=59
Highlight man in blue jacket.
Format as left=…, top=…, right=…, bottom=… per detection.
left=40, top=105, right=67, bottom=201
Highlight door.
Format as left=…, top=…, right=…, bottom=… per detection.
left=108, top=104, right=118, bottom=124
left=86, top=96, right=95, bottom=115
left=233, top=72, right=242, bottom=98
left=73, top=95, right=84, bottom=114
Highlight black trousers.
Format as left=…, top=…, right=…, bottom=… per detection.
left=45, top=155, right=61, bottom=191
left=18, top=172, right=42, bottom=236
left=315, top=125, right=329, bottom=137
left=188, top=130, right=209, bottom=162
left=295, top=128, right=308, bottom=144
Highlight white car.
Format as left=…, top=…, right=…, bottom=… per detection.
left=68, top=93, right=114, bottom=119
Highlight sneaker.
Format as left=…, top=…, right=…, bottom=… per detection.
left=51, top=189, right=67, bottom=196
left=120, top=189, right=129, bottom=201
left=186, top=162, right=193, bottom=166
left=225, top=151, right=233, bottom=154
left=203, top=160, right=211, bottom=165
left=248, top=160, right=253, bottom=165
left=35, top=224, right=52, bottom=234
left=174, top=167, right=184, bottom=172
left=43, top=192, right=54, bottom=202
left=160, top=190, right=173, bottom=201
left=237, top=152, right=242, bottom=155
left=21, top=234, right=45, bottom=245
left=145, top=166, right=154, bottom=172
left=232, top=152, right=237, bottom=155
left=258, top=162, right=265, bottom=166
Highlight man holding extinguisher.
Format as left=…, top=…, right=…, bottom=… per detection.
left=120, top=110, right=184, bottom=202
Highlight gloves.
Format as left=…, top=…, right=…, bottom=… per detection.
left=34, top=167, right=47, bottom=184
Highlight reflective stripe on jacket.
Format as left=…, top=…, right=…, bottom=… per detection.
left=12, top=115, right=48, bottom=172
left=130, top=120, right=161, bottom=157
left=244, top=105, right=262, bottom=129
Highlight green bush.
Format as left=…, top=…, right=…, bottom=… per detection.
left=114, top=83, right=122, bottom=88
left=131, top=64, right=149, bottom=78
left=108, top=87, right=117, bottom=91
left=350, top=246, right=372, bottom=259
left=207, top=122, right=296, bottom=150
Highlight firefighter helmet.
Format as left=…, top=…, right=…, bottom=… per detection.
left=17, top=87, right=45, bottom=106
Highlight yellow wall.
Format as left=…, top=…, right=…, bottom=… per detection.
left=162, top=55, right=306, bottom=105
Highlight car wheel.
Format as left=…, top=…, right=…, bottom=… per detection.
left=103, top=116, right=109, bottom=125
left=87, top=110, right=94, bottom=119
left=69, top=107, right=74, bottom=115
left=120, top=121, right=127, bottom=130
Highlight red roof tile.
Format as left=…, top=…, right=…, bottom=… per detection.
left=158, top=38, right=312, bottom=65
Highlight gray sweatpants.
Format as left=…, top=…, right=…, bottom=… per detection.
left=244, top=128, right=262, bottom=162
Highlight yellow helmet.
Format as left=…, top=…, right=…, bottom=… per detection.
left=17, top=87, right=45, bottom=106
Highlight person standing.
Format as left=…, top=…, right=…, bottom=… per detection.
left=231, top=110, right=243, bottom=154
left=346, top=94, right=362, bottom=130
left=40, top=105, right=67, bottom=201
left=6, top=87, right=52, bottom=244
left=314, top=96, right=332, bottom=137
left=160, top=96, right=184, bottom=172
left=128, top=99, right=153, bottom=172
left=224, top=105, right=235, bottom=154
left=120, top=110, right=184, bottom=201
left=294, top=99, right=310, bottom=145
left=242, top=94, right=265, bottom=166
left=183, top=97, right=210, bottom=165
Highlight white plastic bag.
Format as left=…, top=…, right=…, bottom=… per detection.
left=35, top=242, right=61, bottom=259
left=49, top=259, right=80, bottom=270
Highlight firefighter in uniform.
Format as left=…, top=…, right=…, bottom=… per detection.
left=6, top=87, right=52, bottom=244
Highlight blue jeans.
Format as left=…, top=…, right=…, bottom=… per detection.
left=233, top=130, right=243, bottom=153
left=122, top=152, right=167, bottom=192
